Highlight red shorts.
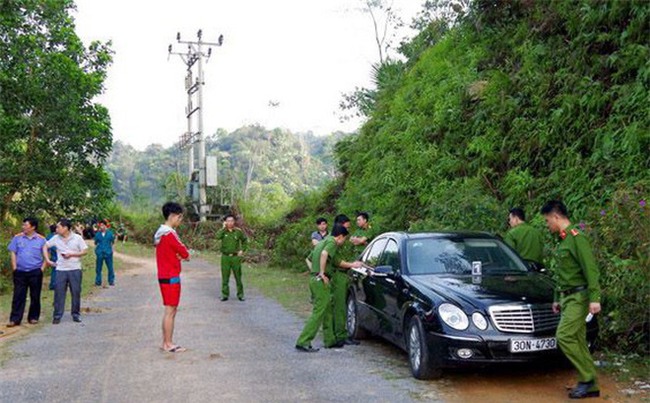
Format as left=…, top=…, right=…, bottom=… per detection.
left=159, top=283, right=181, bottom=306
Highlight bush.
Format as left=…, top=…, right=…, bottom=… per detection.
left=588, top=185, right=649, bottom=353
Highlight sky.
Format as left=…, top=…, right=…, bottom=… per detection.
left=73, top=0, right=422, bottom=150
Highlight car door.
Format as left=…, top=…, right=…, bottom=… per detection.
left=373, top=238, right=404, bottom=343
left=358, top=237, right=389, bottom=334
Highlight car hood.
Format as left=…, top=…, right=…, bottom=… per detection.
left=408, top=273, right=554, bottom=310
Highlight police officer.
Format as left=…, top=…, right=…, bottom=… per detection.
left=350, top=212, right=374, bottom=255
left=305, top=217, right=329, bottom=271
left=295, top=225, right=361, bottom=352
left=216, top=214, right=248, bottom=301
left=504, top=207, right=544, bottom=266
left=541, top=200, right=601, bottom=399
left=330, top=212, right=375, bottom=346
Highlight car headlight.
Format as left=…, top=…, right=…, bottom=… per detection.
left=472, top=312, right=488, bottom=330
left=438, top=303, right=469, bottom=330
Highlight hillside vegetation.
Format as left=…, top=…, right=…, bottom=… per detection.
left=106, top=125, right=343, bottom=222
left=271, top=0, right=649, bottom=353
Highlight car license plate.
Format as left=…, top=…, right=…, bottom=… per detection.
left=509, top=337, right=557, bottom=353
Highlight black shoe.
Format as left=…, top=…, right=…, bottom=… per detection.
left=52, top=319, right=61, bottom=324
left=220, top=297, right=229, bottom=301
left=109, top=283, right=115, bottom=286
left=295, top=345, right=319, bottom=353
left=343, top=338, right=360, bottom=346
left=6, top=322, right=19, bottom=328
left=569, top=381, right=600, bottom=399
left=238, top=297, right=245, bottom=301
left=326, top=341, right=345, bottom=349
left=73, top=316, right=81, bottom=323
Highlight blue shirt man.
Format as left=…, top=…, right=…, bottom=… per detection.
left=9, top=231, right=46, bottom=271
left=7, top=217, right=47, bottom=326
left=94, top=220, right=116, bottom=286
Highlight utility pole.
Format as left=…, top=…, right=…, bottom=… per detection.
left=169, top=29, right=224, bottom=221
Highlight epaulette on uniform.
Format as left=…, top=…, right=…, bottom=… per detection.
left=570, top=229, right=580, bottom=237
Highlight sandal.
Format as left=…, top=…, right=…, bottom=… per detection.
left=163, top=345, right=187, bottom=353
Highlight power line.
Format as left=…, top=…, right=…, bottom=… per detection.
left=168, top=29, right=224, bottom=222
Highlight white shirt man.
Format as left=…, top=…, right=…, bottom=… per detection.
left=45, top=219, right=88, bottom=324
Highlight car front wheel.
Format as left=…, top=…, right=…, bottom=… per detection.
left=407, top=316, right=442, bottom=380
left=346, top=293, right=368, bottom=339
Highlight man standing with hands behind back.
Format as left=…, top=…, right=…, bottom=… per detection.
left=7, top=217, right=47, bottom=327
left=541, top=200, right=601, bottom=399
left=216, top=214, right=248, bottom=302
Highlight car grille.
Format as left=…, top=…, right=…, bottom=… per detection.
left=488, top=304, right=559, bottom=333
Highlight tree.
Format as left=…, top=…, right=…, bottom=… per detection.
left=361, top=0, right=403, bottom=64
left=0, top=0, right=114, bottom=220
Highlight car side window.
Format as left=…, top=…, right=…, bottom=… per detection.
left=378, top=239, right=400, bottom=272
left=363, top=238, right=388, bottom=268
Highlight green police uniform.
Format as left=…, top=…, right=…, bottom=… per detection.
left=330, top=225, right=374, bottom=343
left=555, top=224, right=601, bottom=387
left=504, top=222, right=545, bottom=264
left=216, top=227, right=248, bottom=299
left=296, top=236, right=339, bottom=348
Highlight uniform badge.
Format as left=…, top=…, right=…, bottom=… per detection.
left=560, top=230, right=567, bottom=240
left=570, top=229, right=580, bottom=237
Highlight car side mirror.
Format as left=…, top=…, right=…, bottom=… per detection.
left=526, top=260, right=546, bottom=273
left=374, top=265, right=399, bottom=277
left=374, top=265, right=392, bottom=274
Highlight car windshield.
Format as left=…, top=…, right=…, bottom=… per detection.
left=406, top=237, right=528, bottom=275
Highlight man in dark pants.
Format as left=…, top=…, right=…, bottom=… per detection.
left=45, top=218, right=89, bottom=324
left=7, top=217, right=47, bottom=326
left=542, top=200, right=601, bottom=399
left=215, top=214, right=248, bottom=301
left=46, top=224, right=58, bottom=290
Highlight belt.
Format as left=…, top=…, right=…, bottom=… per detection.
left=223, top=253, right=239, bottom=257
left=560, top=285, right=587, bottom=297
left=159, top=277, right=181, bottom=284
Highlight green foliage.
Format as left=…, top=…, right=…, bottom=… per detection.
left=0, top=229, right=12, bottom=295
left=587, top=187, right=649, bottom=352
left=106, top=125, right=344, bottom=223
left=268, top=180, right=343, bottom=271
left=106, top=142, right=181, bottom=210
left=0, top=0, right=114, bottom=220
left=273, top=0, right=649, bottom=354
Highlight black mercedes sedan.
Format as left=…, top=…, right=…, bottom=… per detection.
left=346, top=232, right=597, bottom=379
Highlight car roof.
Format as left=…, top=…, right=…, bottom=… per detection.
left=378, top=231, right=497, bottom=241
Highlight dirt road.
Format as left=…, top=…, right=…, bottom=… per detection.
left=0, top=253, right=433, bottom=402
left=0, top=252, right=640, bottom=402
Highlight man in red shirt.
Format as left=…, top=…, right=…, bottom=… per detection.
left=154, top=202, right=190, bottom=352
